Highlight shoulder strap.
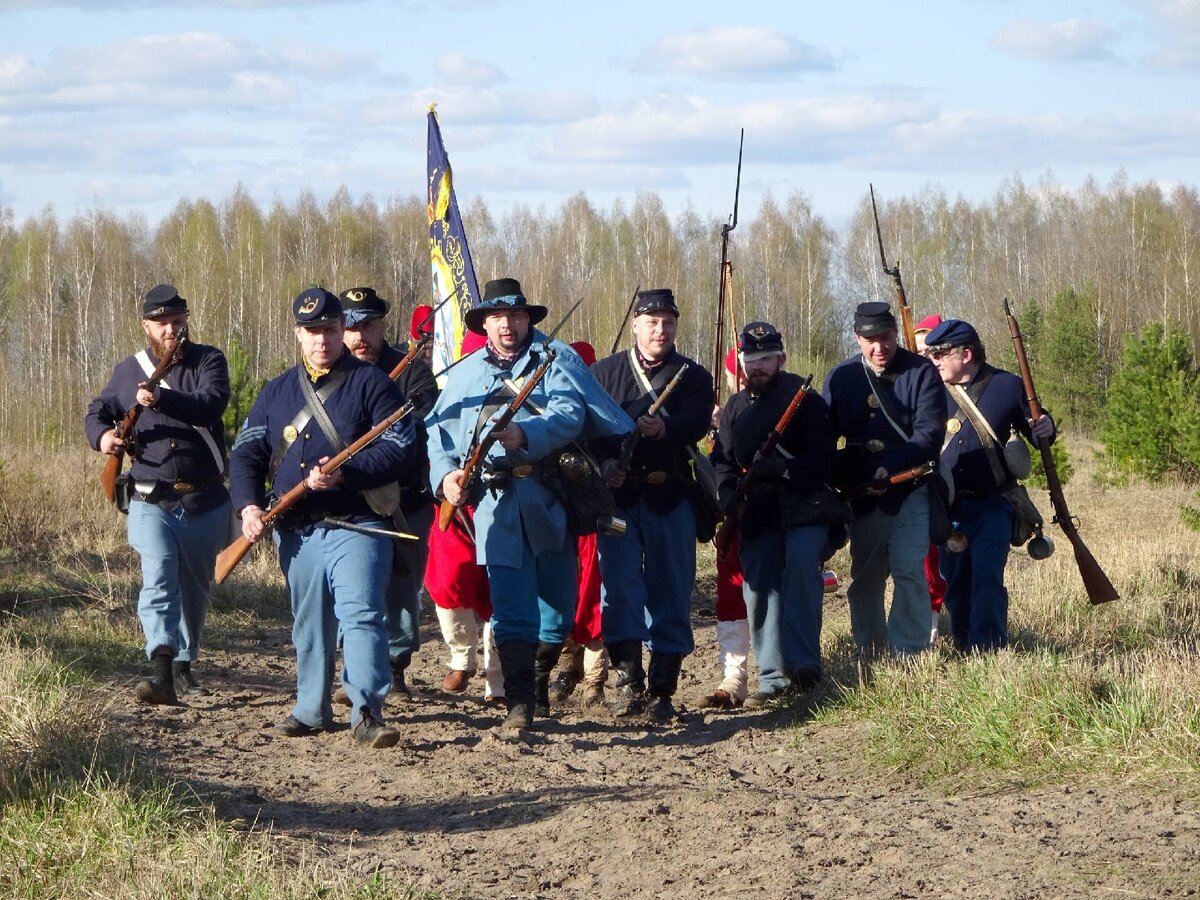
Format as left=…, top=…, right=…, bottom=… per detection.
left=267, top=366, right=350, bottom=481
left=135, top=349, right=225, bottom=474
left=861, top=356, right=911, bottom=441
left=947, top=373, right=1008, bottom=487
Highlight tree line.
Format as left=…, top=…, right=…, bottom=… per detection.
left=2, top=172, right=1199, bottom=483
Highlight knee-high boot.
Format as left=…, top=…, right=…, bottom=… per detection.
left=496, top=640, right=536, bottom=732
left=534, top=640, right=564, bottom=717
left=606, top=639, right=645, bottom=717
left=647, top=651, right=684, bottom=723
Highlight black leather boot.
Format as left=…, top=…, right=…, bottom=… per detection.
left=534, top=641, right=564, bottom=717
left=390, top=652, right=412, bottom=698
left=647, top=652, right=683, bottom=723
left=135, top=645, right=178, bottom=705
left=606, top=640, right=646, bottom=718
left=496, top=640, right=536, bottom=732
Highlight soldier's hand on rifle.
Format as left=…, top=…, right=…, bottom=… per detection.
left=638, top=413, right=666, bottom=440
left=495, top=424, right=526, bottom=452
left=1030, top=413, right=1055, bottom=443
left=136, top=381, right=161, bottom=408
left=750, top=452, right=787, bottom=480
left=866, top=466, right=890, bottom=496
left=601, top=459, right=626, bottom=490
left=441, top=469, right=466, bottom=506
left=241, top=505, right=266, bottom=542
left=99, top=429, right=125, bottom=456
left=305, top=456, right=345, bottom=491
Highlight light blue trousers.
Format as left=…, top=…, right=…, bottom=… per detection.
left=739, top=524, right=828, bottom=693
left=275, top=520, right=392, bottom=729
left=846, top=484, right=932, bottom=655
left=598, top=497, right=696, bottom=655
left=126, top=497, right=230, bottom=661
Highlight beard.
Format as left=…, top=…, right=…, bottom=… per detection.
left=149, top=330, right=185, bottom=361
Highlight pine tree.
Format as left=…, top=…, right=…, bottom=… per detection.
left=1040, top=286, right=1103, bottom=432
left=1100, top=322, right=1200, bottom=481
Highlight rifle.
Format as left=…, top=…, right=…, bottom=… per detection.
left=606, top=282, right=641, bottom=356
left=99, top=336, right=189, bottom=503
left=435, top=300, right=582, bottom=532
left=214, top=397, right=418, bottom=584
left=615, top=364, right=689, bottom=473
left=712, top=130, right=744, bottom=414
left=869, top=184, right=918, bottom=352
left=846, top=461, right=934, bottom=498
left=1003, top=298, right=1119, bottom=605
left=713, top=374, right=812, bottom=559
left=436, top=350, right=558, bottom=532
left=386, top=293, right=454, bottom=381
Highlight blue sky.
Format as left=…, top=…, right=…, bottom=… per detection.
left=2, top=0, right=1199, bottom=228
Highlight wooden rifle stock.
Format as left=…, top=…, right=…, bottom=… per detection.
left=869, top=185, right=918, bottom=352
left=100, top=337, right=188, bottom=502
left=436, top=350, right=558, bottom=532
left=1003, top=298, right=1118, bottom=605
left=713, top=374, right=812, bottom=559
left=846, top=461, right=934, bottom=498
left=616, top=364, right=690, bottom=473
left=214, top=399, right=415, bottom=584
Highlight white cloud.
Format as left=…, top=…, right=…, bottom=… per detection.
left=435, top=53, right=505, bottom=87
left=636, top=26, right=835, bottom=81
left=991, top=18, right=1115, bottom=63
left=1142, top=0, right=1200, bottom=69
left=357, top=86, right=597, bottom=127
left=0, top=32, right=365, bottom=113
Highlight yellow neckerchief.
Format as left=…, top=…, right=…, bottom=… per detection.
left=302, top=348, right=340, bottom=382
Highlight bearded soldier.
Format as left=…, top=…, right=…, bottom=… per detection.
left=85, top=283, right=231, bottom=705
left=338, top=286, right=436, bottom=698
left=711, top=322, right=839, bottom=705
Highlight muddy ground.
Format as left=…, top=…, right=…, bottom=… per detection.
left=110, top=588, right=1199, bottom=900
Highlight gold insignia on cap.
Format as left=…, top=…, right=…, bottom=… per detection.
left=347, top=290, right=365, bottom=302
left=748, top=325, right=768, bottom=339
left=867, top=395, right=880, bottom=408
left=283, top=425, right=298, bottom=442
left=947, top=418, right=962, bottom=434
left=298, top=296, right=319, bottom=315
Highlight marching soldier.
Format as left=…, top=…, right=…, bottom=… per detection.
left=229, top=288, right=417, bottom=748
left=923, top=318, right=1055, bottom=651
left=591, top=288, right=714, bottom=722
left=824, top=301, right=947, bottom=661
left=426, top=278, right=630, bottom=732
left=85, top=283, right=231, bottom=704
left=711, top=322, right=839, bottom=705
left=339, top=286, right=436, bottom=697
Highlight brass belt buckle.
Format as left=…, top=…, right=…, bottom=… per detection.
left=645, top=470, right=668, bottom=485
left=172, top=481, right=194, bottom=495
left=511, top=464, right=534, bottom=478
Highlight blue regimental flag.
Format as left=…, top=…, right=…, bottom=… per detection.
left=427, top=104, right=482, bottom=372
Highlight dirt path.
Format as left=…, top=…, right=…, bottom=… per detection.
left=111, top=605, right=1199, bottom=899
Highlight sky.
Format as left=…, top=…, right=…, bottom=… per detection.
left=2, top=0, right=1200, bottom=230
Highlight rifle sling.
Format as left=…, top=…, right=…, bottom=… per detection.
left=267, top=367, right=349, bottom=483
left=134, top=349, right=224, bottom=475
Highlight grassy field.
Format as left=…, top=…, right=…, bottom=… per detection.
left=1, top=444, right=1198, bottom=895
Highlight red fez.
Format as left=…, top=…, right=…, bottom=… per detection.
left=410, top=304, right=434, bottom=340
left=914, top=313, right=943, bottom=334
left=570, top=341, right=597, bottom=367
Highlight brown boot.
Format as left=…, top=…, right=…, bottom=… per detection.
left=134, top=646, right=178, bottom=705
left=441, top=668, right=475, bottom=693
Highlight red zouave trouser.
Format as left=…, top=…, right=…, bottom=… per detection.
left=571, top=533, right=603, bottom=645
left=423, top=505, right=493, bottom=620
left=715, top=531, right=748, bottom=622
